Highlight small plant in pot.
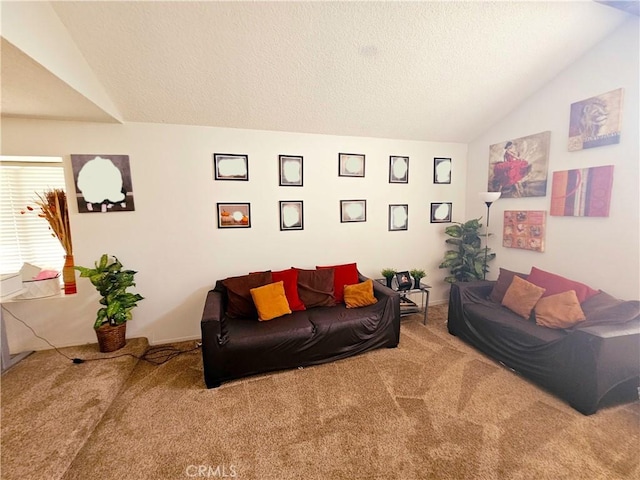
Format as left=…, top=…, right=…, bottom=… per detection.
left=409, top=269, right=426, bottom=289
left=381, top=268, right=397, bottom=288
left=75, top=254, right=144, bottom=353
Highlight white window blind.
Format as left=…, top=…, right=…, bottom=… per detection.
left=0, top=158, right=67, bottom=274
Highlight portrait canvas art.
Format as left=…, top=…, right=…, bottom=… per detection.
left=568, top=88, right=623, bottom=151
left=70, top=154, right=135, bottom=213
left=502, top=210, right=546, bottom=252
left=487, top=131, right=550, bottom=198
left=550, top=165, right=614, bottom=217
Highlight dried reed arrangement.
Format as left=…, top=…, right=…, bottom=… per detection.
left=22, top=188, right=73, bottom=255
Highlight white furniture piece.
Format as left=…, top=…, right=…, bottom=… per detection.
left=0, top=288, right=33, bottom=372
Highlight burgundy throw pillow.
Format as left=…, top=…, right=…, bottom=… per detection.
left=222, top=272, right=273, bottom=318
left=316, top=262, right=359, bottom=304
left=527, top=267, right=598, bottom=303
left=271, top=268, right=306, bottom=312
left=295, top=268, right=335, bottom=308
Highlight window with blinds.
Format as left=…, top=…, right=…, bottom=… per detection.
left=0, top=157, right=67, bottom=274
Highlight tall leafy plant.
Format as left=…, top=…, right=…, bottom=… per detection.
left=75, top=254, right=144, bottom=329
left=438, top=218, right=495, bottom=283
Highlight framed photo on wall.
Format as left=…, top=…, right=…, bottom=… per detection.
left=279, top=155, right=303, bottom=186
left=434, top=157, right=452, bottom=184
left=388, top=204, right=408, bottom=231
left=340, top=199, right=366, bottom=222
left=217, top=202, right=251, bottom=228
left=70, top=154, right=136, bottom=213
left=389, top=156, right=409, bottom=183
left=430, top=202, right=452, bottom=223
left=279, top=201, right=303, bottom=230
left=338, top=153, right=365, bottom=177
left=213, top=153, right=249, bottom=181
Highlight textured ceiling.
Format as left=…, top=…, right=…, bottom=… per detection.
left=1, top=1, right=634, bottom=143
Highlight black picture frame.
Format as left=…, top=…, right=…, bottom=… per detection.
left=279, top=155, right=303, bottom=186
left=430, top=202, right=453, bottom=223
left=217, top=202, right=251, bottom=228
left=214, top=153, right=249, bottom=181
left=338, top=153, right=365, bottom=177
left=340, top=199, right=367, bottom=222
left=434, top=157, right=452, bottom=184
left=389, top=156, right=409, bottom=183
left=395, top=271, right=412, bottom=291
left=388, top=204, right=408, bottom=231
left=279, top=201, right=304, bottom=230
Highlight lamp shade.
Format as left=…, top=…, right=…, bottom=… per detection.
left=478, top=191, right=501, bottom=204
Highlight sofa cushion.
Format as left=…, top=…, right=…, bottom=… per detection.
left=489, top=268, right=528, bottom=303
left=223, top=271, right=273, bottom=318
left=272, top=268, right=306, bottom=311
left=317, top=262, right=359, bottom=304
left=578, top=291, right=640, bottom=328
left=527, top=267, right=598, bottom=303
left=502, top=275, right=546, bottom=319
left=344, top=279, right=377, bottom=308
left=534, top=290, right=586, bottom=329
left=295, top=268, right=336, bottom=308
left=250, top=281, right=292, bottom=321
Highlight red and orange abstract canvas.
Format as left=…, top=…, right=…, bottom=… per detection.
left=503, top=210, right=546, bottom=252
left=550, top=165, right=614, bottom=217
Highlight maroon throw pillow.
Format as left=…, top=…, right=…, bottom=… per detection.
left=295, top=268, right=335, bottom=308
left=527, top=267, right=598, bottom=304
left=222, top=272, right=273, bottom=318
left=489, top=268, right=528, bottom=304
left=316, top=262, right=359, bottom=304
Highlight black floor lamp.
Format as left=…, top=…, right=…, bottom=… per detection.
left=478, top=192, right=501, bottom=280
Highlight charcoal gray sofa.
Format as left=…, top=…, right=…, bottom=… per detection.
left=201, top=274, right=400, bottom=388
left=447, top=280, right=640, bottom=415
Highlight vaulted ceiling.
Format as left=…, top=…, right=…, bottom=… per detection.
left=1, top=1, right=636, bottom=143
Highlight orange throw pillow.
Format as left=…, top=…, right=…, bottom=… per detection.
left=502, top=275, right=546, bottom=319
left=250, top=281, right=292, bottom=321
left=343, top=279, right=377, bottom=308
left=534, top=290, right=586, bottom=329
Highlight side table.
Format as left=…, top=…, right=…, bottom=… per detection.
left=375, top=279, right=431, bottom=325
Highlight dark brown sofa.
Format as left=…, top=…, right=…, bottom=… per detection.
left=447, top=280, right=640, bottom=415
left=201, top=274, right=400, bottom=388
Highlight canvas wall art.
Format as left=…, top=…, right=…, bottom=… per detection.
left=279, top=201, right=303, bottom=230
left=568, top=88, right=623, bottom=151
left=279, top=155, right=303, bottom=186
left=503, top=210, right=546, bottom=252
left=338, top=153, right=365, bottom=177
left=388, top=204, right=408, bottom=231
left=70, top=154, right=135, bottom=213
left=340, top=200, right=366, bottom=222
left=214, top=153, right=249, bottom=181
left=550, top=165, right=614, bottom=217
left=487, top=131, right=550, bottom=198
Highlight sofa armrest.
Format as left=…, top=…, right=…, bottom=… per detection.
left=201, top=283, right=227, bottom=346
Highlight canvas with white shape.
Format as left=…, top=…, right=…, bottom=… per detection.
left=71, top=154, right=136, bottom=213
left=280, top=201, right=303, bottom=230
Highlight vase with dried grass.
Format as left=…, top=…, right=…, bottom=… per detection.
left=22, top=189, right=76, bottom=294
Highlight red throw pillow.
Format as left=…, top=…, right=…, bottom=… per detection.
left=316, top=262, right=359, bottom=304
left=271, top=268, right=306, bottom=311
left=526, top=267, right=598, bottom=304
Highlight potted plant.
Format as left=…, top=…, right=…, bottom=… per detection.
left=381, top=268, right=397, bottom=288
left=438, top=218, right=495, bottom=283
left=75, top=254, right=144, bottom=352
left=409, top=269, right=426, bottom=289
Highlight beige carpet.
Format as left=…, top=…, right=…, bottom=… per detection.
left=2, top=305, right=639, bottom=479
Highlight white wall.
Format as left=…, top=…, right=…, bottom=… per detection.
left=1, top=120, right=467, bottom=351
left=465, top=18, right=639, bottom=301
